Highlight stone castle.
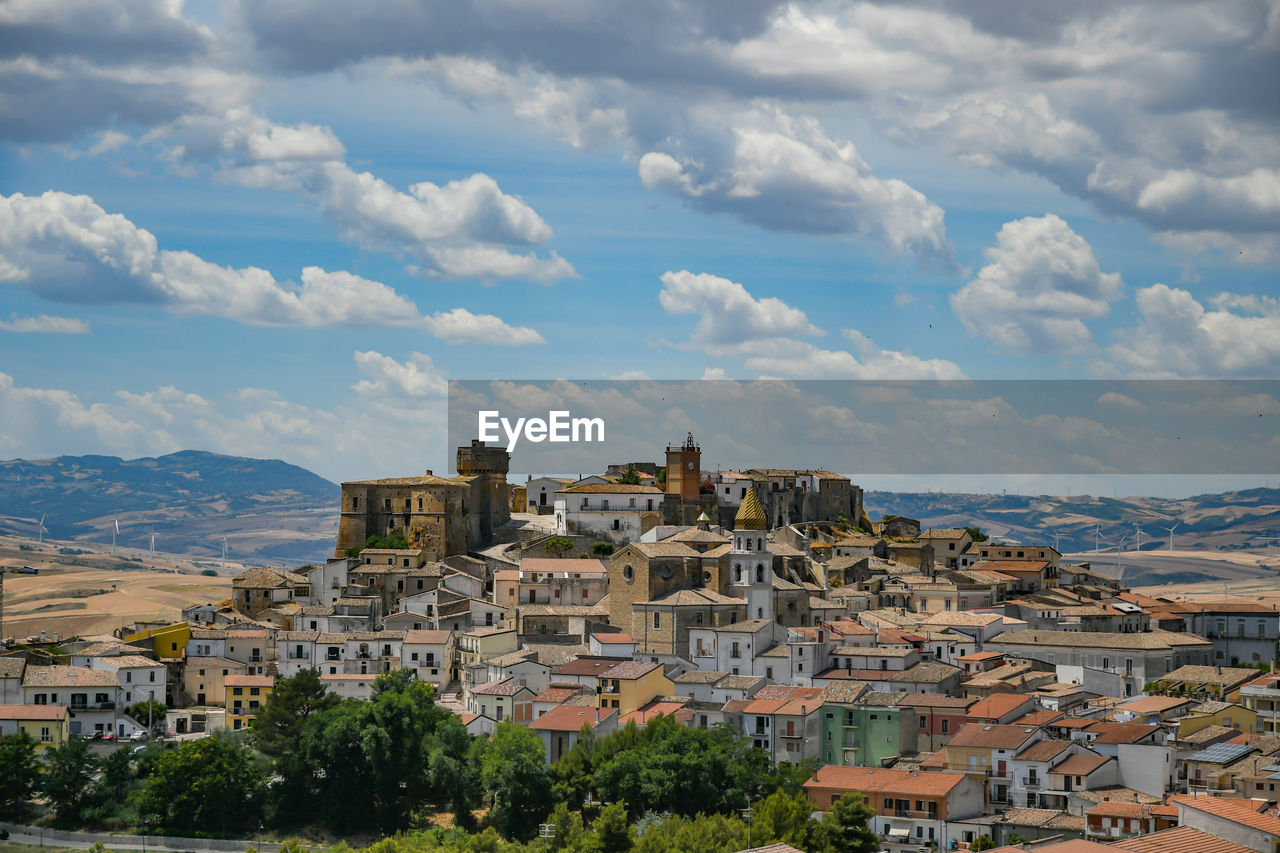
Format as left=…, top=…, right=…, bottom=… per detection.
left=334, top=440, right=511, bottom=559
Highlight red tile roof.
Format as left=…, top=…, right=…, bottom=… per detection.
left=529, top=705, right=617, bottom=732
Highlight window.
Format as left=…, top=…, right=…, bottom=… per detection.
left=919, top=716, right=927, bottom=729
left=40, top=726, right=51, bottom=742
left=941, top=719, right=949, bottom=733
left=653, top=611, right=661, bottom=629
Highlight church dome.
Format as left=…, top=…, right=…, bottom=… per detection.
left=734, top=487, right=767, bottom=530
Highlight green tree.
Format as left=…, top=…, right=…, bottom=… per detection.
left=617, top=467, right=641, bottom=485
left=591, top=803, right=634, bottom=853
left=809, top=793, right=879, bottom=853
left=0, top=733, right=41, bottom=818
left=138, top=733, right=266, bottom=833
left=43, top=736, right=101, bottom=824
left=544, top=537, right=575, bottom=558
left=965, top=526, right=989, bottom=542
left=972, top=836, right=996, bottom=852
left=128, top=700, right=167, bottom=729
left=429, top=715, right=482, bottom=830
left=632, top=812, right=748, bottom=853
left=750, top=789, right=813, bottom=849
left=252, top=668, right=339, bottom=758
left=590, top=541, right=615, bottom=557
left=481, top=722, right=556, bottom=840
left=656, top=468, right=667, bottom=486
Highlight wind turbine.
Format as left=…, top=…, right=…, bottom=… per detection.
left=1049, top=527, right=1063, bottom=552
left=221, top=536, right=228, bottom=573
left=149, top=531, right=157, bottom=561
left=36, top=514, right=46, bottom=545
left=1164, top=522, right=1180, bottom=552
left=1134, top=524, right=1144, bottom=553
left=112, top=519, right=119, bottom=554
left=1094, top=524, right=1103, bottom=554
left=1114, top=532, right=1130, bottom=578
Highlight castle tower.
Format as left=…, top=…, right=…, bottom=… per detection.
left=731, top=487, right=774, bottom=623
left=665, top=432, right=701, bottom=501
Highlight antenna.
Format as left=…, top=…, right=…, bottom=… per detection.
left=1164, top=522, right=1180, bottom=552
left=37, top=514, right=46, bottom=545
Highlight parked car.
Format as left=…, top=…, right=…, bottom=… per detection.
left=81, top=730, right=103, bottom=741
left=102, top=731, right=116, bottom=741
left=129, top=730, right=149, bottom=742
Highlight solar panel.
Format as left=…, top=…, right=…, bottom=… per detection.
left=1185, top=742, right=1254, bottom=764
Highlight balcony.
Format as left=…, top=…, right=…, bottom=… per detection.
left=287, top=651, right=311, bottom=660
left=694, top=648, right=716, bottom=658
left=1021, top=777, right=1042, bottom=789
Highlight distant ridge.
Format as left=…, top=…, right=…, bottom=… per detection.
left=0, top=450, right=339, bottom=566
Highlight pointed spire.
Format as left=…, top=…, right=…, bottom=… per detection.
left=734, top=487, right=766, bottom=530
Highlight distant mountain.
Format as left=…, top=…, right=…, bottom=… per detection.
left=0, top=451, right=340, bottom=566
left=864, top=487, right=1280, bottom=584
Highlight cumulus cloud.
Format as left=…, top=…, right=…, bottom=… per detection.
left=951, top=214, right=1124, bottom=353
left=159, top=109, right=576, bottom=283
left=235, top=0, right=1280, bottom=259
left=638, top=108, right=955, bottom=266
left=1107, top=284, right=1280, bottom=377
left=659, top=269, right=963, bottom=378
left=0, top=314, right=90, bottom=334
left=659, top=270, right=822, bottom=350
left=0, top=191, right=542, bottom=344
left=0, top=349, right=458, bottom=481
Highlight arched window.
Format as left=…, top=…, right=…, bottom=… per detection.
left=734, top=565, right=743, bottom=583
left=757, top=538, right=763, bottom=550
left=623, top=565, right=634, bottom=582
left=756, top=565, right=765, bottom=583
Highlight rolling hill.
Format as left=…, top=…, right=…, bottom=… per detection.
left=0, top=450, right=340, bottom=566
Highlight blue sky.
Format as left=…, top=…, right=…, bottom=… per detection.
left=1, top=1, right=1278, bottom=484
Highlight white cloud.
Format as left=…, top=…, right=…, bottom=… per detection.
left=422, top=308, right=544, bottom=346
left=159, top=109, right=576, bottom=283
left=0, top=314, right=90, bottom=334
left=638, top=107, right=956, bottom=267
left=0, top=350, right=457, bottom=482
left=659, top=269, right=823, bottom=350
left=659, top=269, right=963, bottom=379
left=0, top=191, right=543, bottom=344
left=951, top=214, right=1124, bottom=353
left=350, top=351, right=448, bottom=399
left=1107, top=284, right=1280, bottom=377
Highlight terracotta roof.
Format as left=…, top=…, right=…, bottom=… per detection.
left=403, top=629, right=453, bottom=644
left=1115, top=695, right=1193, bottom=715
left=225, top=675, right=273, bottom=688
left=529, top=705, right=617, bottom=732
left=1086, top=721, right=1160, bottom=744
left=23, top=666, right=119, bottom=688
left=898, top=694, right=976, bottom=710
left=968, top=693, right=1034, bottom=720
left=995, top=808, right=1084, bottom=831
left=1017, top=710, right=1066, bottom=727
left=947, top=722, right=1041, bottom=750
left=1111, top=825, right=1255, bottom=853
left=521, top=558, right=608, bottom=574
left=561, top=483, right=662, bottom=493
left=989, top=629, right=1210, bottom=650
left=343, top=473, right=466, bottom=486
left=534, top=686, right=585, bottom=703
left=551, top=657, right=626, bottom=677
left=1157, top=664, right=1262, bottom=687
left=595, top=633, right=634, bottom=643
left=804, top=765, right=967, bottom=797
left=1170, top=794, right=1280, bottom=836
left=0, top=704, right=67, bottom=720
left=600, top=660, right=662, bottom=681
left=1017, top=739, right=1072, bottom=762
left=1051, top=752, right=1110, bottom=776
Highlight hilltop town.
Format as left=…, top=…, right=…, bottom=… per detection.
left=5, top=435, right=1280, bottom=853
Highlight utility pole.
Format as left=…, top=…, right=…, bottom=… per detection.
left=741, top=802, right=754, bottom=851
left=0, top=566, right=39, bottom=643
left=539, top=822, right=555, bottom=853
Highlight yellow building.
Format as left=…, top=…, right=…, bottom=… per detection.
left=225, top=674, right=274, bottom=731
left=1176, top=700, right=1257, bottom=738
left=0, top=704, right=70, bottom=749
left=598, top=660, right=675, bottom=716
left=123, top=621, right=192, bottom=660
